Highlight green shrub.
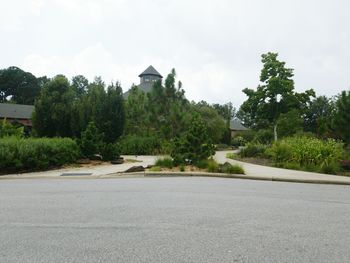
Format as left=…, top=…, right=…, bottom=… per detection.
left=215, top=143, right=230, bottom=150
left=79, top=122, right=103, bottom=158
left=231, top=136, right=246, bottom=147
left=149, top=166, right=161, bottom=172
left=195, top=159, right=209, bottom=169
left=240, top=143, right=268, bottom=158
left=226, top=153, right=237, bottom=159
left=235, top=130, right=255, bottom=143
left=219, top=162, right=244, bottom=174
left=0, top=137, right=80, bottom=173
left=179, top=164, right=185, bottom=172
left=0, top=120, right=24, bottom=138
left=268, top=136, right=344, bottom=174
left=155, top=157, right=174, bottom=168
left=207, top=159, right=219, bottom=173
left=171, top=114, right=215, bottom=165
left=118, top=135, right=161, bottom=155
left=253, top=129, right=274, bottom=144
left=101, top=143, right=120, bottom=161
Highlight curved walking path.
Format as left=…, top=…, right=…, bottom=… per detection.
left=1, top=152, right=350, bottom=185
left=214, top=151, right=350, bottom=185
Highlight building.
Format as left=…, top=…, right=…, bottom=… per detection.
left=230, top=119, right=249, bottom=137
left=0, top=103, right=34, bottom=127
left=124, top=65, right=163, bottom=98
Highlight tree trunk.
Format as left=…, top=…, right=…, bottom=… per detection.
left=274, top=123, right=278, bottom=142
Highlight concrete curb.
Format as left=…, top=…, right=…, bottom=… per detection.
left=1, top=171, right=350, bottom=186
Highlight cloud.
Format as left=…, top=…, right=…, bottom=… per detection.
left=2, top=0, right=350, bottom=108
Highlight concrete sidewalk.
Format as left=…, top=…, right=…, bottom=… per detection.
left=0, top=155, right=158, bottom=179
left=1, top=152, right=350, bottom=185
left=214, top=151, right=350, bottom=185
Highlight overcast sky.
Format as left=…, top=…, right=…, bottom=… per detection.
left=1, top=0, right=349, bottom=108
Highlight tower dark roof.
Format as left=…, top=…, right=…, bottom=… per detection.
left=138, top=65, right=163, bottom=78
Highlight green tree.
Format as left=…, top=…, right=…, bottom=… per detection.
left=0, top=66, right=41, bottom=104
left=32, top=75, right=75, bottom=137
left=125, top=85, right=149, bottom=135
left=239, top=52, right=315, bottom=140
left=304, top=96, right=335, bottom=138
left=171, top=113, right=214, bottom=165
left=333, top=90, right=350, bottom=144
left=79, top=121, right=104, bottom=157
left=276, top=109, right=303, bottom=138
left=71, top=75, right=89, bottom=96
left=192, top=102, right=227, bottom=143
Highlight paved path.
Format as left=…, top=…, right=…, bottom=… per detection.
left=2, top=152, right=350, bottom=185
left=214, top=151, right=350, bottom=185
left=1, top=178, right=349, bottom=263
left=0, top=155, right=158, bottom=179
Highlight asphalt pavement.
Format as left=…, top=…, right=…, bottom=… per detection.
left=1, top=177, right=350, bottom=263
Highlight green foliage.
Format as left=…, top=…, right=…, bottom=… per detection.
left=155, top=157, right=174, bottom=168
left=101, top=143, right=120, bottom=161
left=253, top=129, right=274, bottom=144
left=205, top=159, right=245, bottom=174
left=0, top=137, right=80, bottom=173
left=33, top=76, right=125, bottom=143
left=267, top=136, right=344, bottom=174
left=179, top=164, right=185, bottom=172
left=192, top=102, right=227, bottom=143
left=240, top=142, right=268, bottom=158
left=219, top=162, right=245, bottom=174
left=207, top=159, right=219, bottom=172
left=0, top=66, right=42, bottom=104
left=171, top=113, right=215, bottom=165
left=231, top=136, right=246, bottom=147
left=125, top=86, right=149, bottom=135
left=33, top=75, right=75, bottom=137
left=238, top=52, right=315, bottom=138
left=0, top=120, right=24, bottom=138
left=333, top=90, right=350, bottom=144
left=118, top=135, right=161, bottom=155
left=226, top=153, right=237, bottom=159
left=277, top=109, right=303, bottom=138
left=149, top=166, right=161, bottom=172
left=79, top=122, right=103, bottom=158
left=304, top=96, right=335, bottom=137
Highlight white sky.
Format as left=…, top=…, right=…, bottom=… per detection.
left=1, top=0, right=349, bottom=108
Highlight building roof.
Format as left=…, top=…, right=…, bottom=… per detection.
left=230, top=119, right=249, bottom=131
left=138, top=65, right=163, bottom=78
left=0, top=103, right=34, bottom=119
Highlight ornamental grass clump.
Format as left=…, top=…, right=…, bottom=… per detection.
left=267, top=136, right=344, bottom=174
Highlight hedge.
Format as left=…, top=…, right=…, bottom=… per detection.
left=0, top=137, right=80, bottom=173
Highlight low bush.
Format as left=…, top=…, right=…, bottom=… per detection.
left=231, top=136, right=246, bottom=147
left=0, top=120, right=24, bottom=138
left=226, top=153, right=237, bottom=159
left=239, top=143, right=268, bottom=158
left=207, top=159, right=219, bottom=172
left=155, top=157, right=174, bottom=168
left=253, top=129, right=274, bottom=144
left=219, top=162, right=245, bottom=174
left=101, top=143, right=120, bottom=161
left=0, top=137, right=80, bottom=173
left=118, top=135, right=161, bottom=155
left=267, top=136, right=344, bottom=174
left=149, top=166, right=161, bottom=172
left=215, top=143, right=230, bottom=150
